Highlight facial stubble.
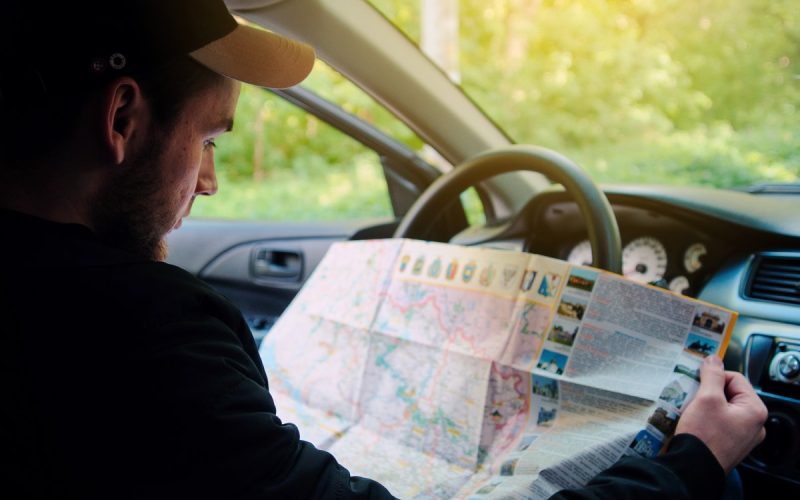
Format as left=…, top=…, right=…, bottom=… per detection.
left=91, top=126, right=175, bottom=261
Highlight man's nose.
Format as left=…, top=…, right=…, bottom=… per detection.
left=196, top=156, right=218, bottom=196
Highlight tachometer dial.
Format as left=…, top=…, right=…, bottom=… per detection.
left=566, top=240, right=593, bottom=266
left=683, top=243, right=707, bottom=273
left=622, top=237, right=668, bottom=283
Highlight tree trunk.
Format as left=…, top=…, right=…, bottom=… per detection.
left=421, top=0, right=460, bottom=83
left=252, top=104, right=270, bottom=182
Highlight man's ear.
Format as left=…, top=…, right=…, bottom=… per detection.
left=102, top=77, right=146, bottom=165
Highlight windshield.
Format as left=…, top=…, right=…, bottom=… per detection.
left=369, top=0, right=798, bottom=189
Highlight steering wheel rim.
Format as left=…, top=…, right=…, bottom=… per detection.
left=393, top=145, right=623, bottom=273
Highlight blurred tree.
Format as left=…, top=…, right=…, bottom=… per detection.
left=422, top=0, right=461, bottom=82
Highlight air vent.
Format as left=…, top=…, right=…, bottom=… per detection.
left=746, top=254, right=800, bottom=306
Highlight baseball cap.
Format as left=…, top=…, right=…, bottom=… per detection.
left=2, top=0, right=315, bottom=90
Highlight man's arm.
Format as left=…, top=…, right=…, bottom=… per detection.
left=549, top=355, right=767, bottom=499
left=111, top=263, right=400, bottom=500
left=136, top=316, right=398, bottom=499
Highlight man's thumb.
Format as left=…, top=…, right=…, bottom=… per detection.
left=697, top=355, right=725, bottom=396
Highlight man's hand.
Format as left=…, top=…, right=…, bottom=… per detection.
left=675, top=355, right=768, bottom=474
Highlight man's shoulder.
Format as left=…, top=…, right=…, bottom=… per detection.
left=107, top=260, right=242, bottom=326
left=78, top=259, right=242, bottom=331
left=0, top=210, right=247, bottom=343
left=0, top=209, right=221, bottom=302
left=108, top=258, right=215, bottom=295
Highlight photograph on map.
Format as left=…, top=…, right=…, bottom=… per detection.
left=412, top=255, right=425, bottom=275
left=557, top=295, right=587, bottom=321
left=519, top=269, right=537, bottom=292
left=683, top=332, right=720, bottom=358
left=628, top=429, right=664, bottom=458
left=658, top=376, right=694, bottom=409
left=673, top=363, right=700, bottom=382
left=500, top=265, right=521, bottom=289
left=647, top=407, right=679, bottom=437
left=532, top=374, right=559, bottom=400
left=517, top=434, right=539, bottom=451
left=566, top=267, right=598, bottom=293
left=537, top=404, right=558, bottom=427
left=547, top=319, right=579, bottom=347
left=537, top=272, right=561, bottom=297
left=427, top=257, right=442, bottom=278
left=474, top=477, right=504, bottom=495
left=536, top=349, right=568, bottom=375
left=399, top=254, right=411, bottom=272
left=445, top=259, right=459, bottom=281
left=479, top=264, right=496, bottom=287
left=692, top=307, right=730, bottom=334
left=500, top=458, right=519, bottom=476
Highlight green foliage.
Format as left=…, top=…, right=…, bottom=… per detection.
left=200, top=63, right=427, bottom=222
left=574, top=124, right=799, bottom=187
left=374, top=0, right=799, bottom=187
left=191, top=164, right=393, bottom=221
left=199, top=0, right=798, bottom=222
left=215, top=82, right=395, bottom=182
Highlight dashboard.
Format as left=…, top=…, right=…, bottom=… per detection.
left=456, top=184, right=800, bottom=492
left=550, top=187, right=800, bottom=490
left=474, top=185, right=800, bottom=298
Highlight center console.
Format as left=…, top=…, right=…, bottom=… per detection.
left=743, top=334, right=800, bottom=484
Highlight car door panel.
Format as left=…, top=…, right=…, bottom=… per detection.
left=166, top=218, right=393, bottom=343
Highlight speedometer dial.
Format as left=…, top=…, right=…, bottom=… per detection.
left=566, top=240, right=593, bottom=266
left=622, top=237, right=668, bottom=283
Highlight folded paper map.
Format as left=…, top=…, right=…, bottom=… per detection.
left=258, top=239, right=735, bottom=498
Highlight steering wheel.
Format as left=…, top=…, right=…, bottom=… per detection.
left=393, top=145, right=623, bottom=273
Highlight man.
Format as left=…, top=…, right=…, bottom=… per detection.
left=0, top=1, right=766, bottom=498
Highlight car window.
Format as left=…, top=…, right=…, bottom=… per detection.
left=301, top=60, right=487, bottom=225
left=191, top=59, right=487, bottom=225
left=189, top=83, right=392, bottom=222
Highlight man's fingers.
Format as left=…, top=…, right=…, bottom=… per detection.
left=724, top=371, right=756, bottom=399
left=724, top=371, right=768, bottom=428
left=697, top=355, right=725, bottom=398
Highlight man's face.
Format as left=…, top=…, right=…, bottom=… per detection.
left=93, top=78, right=240, bottom=260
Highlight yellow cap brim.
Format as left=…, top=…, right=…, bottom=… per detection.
left=189, top=23, right=315, bottom=88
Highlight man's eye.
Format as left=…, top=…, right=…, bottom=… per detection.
left=204, top=139, right=217, bottom=150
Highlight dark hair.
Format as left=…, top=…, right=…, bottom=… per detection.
left=0, top=55, right=226, bottom=170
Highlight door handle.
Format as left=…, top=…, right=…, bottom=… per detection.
left=251, top=248, right=303, bottom=280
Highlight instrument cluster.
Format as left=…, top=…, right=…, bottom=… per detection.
left=530, top=201, right=728, bottom=298
left=566, top=237, right=709, bottom=295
